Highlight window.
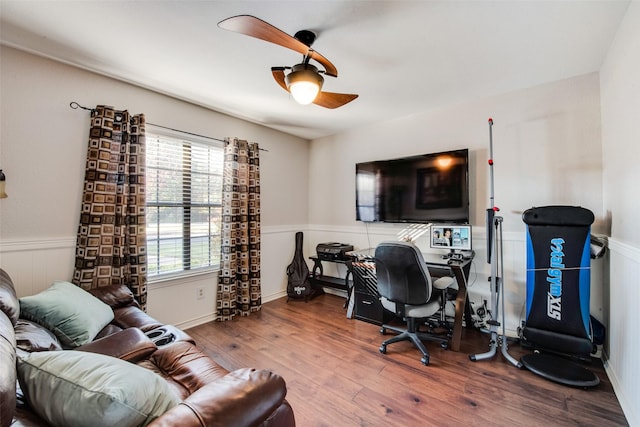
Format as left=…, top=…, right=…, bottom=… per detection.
left=145, top=129, right=224, bottom=279
left=355, top=169, right=378, bottom=222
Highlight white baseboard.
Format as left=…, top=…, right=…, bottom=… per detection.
left=176, top=314, right=217, bottom=331
left=604, top=358, right=637, bottom=426
left=263, top=289, right=287, bottom=303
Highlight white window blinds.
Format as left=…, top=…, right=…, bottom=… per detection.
left=146, top=130, right=224, bottom=278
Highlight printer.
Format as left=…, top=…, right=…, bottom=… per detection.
left=316, top=242, right=354, bottom=261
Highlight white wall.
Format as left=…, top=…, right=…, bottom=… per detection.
left=307, top=72, right=605, bottom=336
left=0, top=46, right=310, bottom=327
left=600, top=2, right=640, bottom=425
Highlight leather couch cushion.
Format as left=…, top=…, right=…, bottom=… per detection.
left=0, top=268, right=19, bottom=326
left=17, top=350, right=180, bottom=427
left=19, top=281, right=114, bottom=348
left=1, top=311, right=16, bottom=427
left=15, top=319, right=62, bottom=352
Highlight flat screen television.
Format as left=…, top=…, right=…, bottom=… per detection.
left=429, top=223, right=472, bottom=253
left=356, top=149, right=469, bottom=223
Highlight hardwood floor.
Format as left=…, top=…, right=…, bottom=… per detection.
left=186, top=294, right=628, bottom=427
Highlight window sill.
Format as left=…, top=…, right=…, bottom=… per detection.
left=148, top=268, right=219, bottom=288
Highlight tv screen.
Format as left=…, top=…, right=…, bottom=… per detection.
left=356, top=149, right=469, bottom=223
left=429, top=224, right=472, bottom=252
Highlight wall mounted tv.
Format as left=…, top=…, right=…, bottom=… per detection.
left=355, top=148, right=469, bottom=224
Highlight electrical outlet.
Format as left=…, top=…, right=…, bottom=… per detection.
left=196, top=286, right=205, bottom=300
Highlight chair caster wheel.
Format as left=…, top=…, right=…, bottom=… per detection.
left=421, top=355, right=430, bottom=366
left=379, top=345, right=387, bottom=354
left=380, top=327, right=387, bottom=335
left=440, top=342, right=448, bottom=349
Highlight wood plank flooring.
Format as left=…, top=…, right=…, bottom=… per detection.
left=186, top=294, right=628, bottom=427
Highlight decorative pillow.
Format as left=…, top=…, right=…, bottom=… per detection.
left=17, top=351, right=180, bottom=427
left=15, top=319, right=62, bottom=352
left=19, top=281, right=114, bottom=348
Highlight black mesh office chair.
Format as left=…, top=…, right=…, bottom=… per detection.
left=374, top=241, right=452, bottom=365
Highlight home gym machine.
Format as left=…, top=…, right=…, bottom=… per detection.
left=469, top=118, right=521, bottom=367
left=519, top=205, right=600, bottom=387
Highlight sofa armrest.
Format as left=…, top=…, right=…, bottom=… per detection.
left=148, top=368, right=288, bottom=427
left=1, top=311, right=17, bottom=427
left=74, top=328, right=157, bottom=363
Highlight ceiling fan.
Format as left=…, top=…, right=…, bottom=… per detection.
left=218, top=15, right=358, bottom=109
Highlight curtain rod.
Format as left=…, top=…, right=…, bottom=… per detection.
left=69, top=102, right=268, bottom=151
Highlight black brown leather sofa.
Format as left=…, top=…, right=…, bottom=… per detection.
left=0, top=268, right=295, bottom=427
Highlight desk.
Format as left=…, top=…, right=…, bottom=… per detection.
left=308, top=256, right=352, bottom=291
left=349, top=250, right=473, bottom=352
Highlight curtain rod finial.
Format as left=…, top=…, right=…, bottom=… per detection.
left=70, top=101, right=93, bottom=111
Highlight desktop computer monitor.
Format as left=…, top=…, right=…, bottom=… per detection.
left=430, top=224, right=472, bottom=256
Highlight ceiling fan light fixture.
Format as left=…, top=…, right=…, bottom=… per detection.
left=285, top=64, right=324, bottom=105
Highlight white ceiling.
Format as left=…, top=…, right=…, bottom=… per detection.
left=0, top=1, right=630, bottom=140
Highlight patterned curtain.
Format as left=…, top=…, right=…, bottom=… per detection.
left=217, top=138, right=261, bottom=321
left=72, top=105, right=148, bottom=310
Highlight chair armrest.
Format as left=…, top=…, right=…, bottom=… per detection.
left=148, top=368, right=288, bottom=427
left=432, top=276, right=455, bottom=290
left=74, top=328, right=157, bottom=363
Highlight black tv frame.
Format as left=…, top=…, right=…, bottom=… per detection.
left=355, top=149, right=470, bottom=224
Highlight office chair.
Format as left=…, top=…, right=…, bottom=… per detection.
left=374, top=241, right=453, bottom=365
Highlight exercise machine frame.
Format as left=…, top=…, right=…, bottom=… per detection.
left=469, top=118, right=521, bottom=368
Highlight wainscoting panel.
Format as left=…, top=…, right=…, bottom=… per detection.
left=0, top=238, right=76, bottom=297
left=604, top=237, right=639, bottom=427
left=0, top=226, right=308, bottom=327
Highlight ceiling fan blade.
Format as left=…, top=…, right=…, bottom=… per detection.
left=218, top=15, right=338, bottom=77
left=313, top=92, right=359, bottom=109
left=271, top=67, right=288, bottom=91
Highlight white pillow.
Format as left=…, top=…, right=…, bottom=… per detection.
left=17, top=350, right=180, bottom=427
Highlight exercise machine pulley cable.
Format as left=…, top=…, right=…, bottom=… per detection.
left=469, top=118, right=521, bottom=368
